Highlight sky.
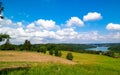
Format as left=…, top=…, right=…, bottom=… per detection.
left=0, top=0, right=120, bottom=44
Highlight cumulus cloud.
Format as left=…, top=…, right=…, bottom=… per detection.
left=56, top=28, right=78, bottom=40
left=0, top=18, right=120, bottom=44
left=106, top=23, right=120, bottom=30
left=66, top=17, right=84, bottom=27
left=17, top=22, right=23, bottom=27
left=35, top=19, right=58, bottom=30
left=0, top=18, right=23, bottom=28
left=27, top=23, right=35, bottom=28
left=5, top=19, right=12, bottom=25
left=83, top=12, right=102, bottom=21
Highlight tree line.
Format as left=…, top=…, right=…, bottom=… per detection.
left=0, top=39, right=74, bottom=60
left=0, top=39, right=95, bottom=52
left=0, top=36, right=120, bottom=58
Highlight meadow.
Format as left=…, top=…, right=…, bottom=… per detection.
left=0, top=51, right=120, bottom=75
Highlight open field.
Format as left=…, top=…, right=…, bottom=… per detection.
left=0, top=51, right=120, bottom=75
left=61, top=51, right=120, bottom=64
left=0, top=51, right=75, bottom=66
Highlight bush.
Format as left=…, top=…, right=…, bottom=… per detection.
left=54, top=50, right=59, bottom=56
left=58, top=51, right=62, bottom=57
left=39, top=46, right=47, bottom=54
left=102, top=51, right=115, bottom=57
left=54, top=50, right=62, bottom=57
left=49, top=50, right=54, bottom=55
left=66, top=52, right=73, bottom=60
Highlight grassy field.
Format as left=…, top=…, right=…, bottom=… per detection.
left=0, top=51, right=120, bottom=75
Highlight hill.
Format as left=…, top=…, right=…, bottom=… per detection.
left=0, top=51, right=120, bottom=75
left=0, top=51, right=75, bottom=66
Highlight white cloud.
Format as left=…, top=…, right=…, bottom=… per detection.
left=99, top=32, right=120, bottom=43
left=83, top=12, right=102, bottom=21
left=0, top=19, right=23, bottom=28
left=66, top=17, right=84, bottom=27
left=106, top=23, right=120, bottom=30
left=56, top=28, right=78, bottom=40
left=0, top=18, right=120, bottom=44
left=0, top=19, right=12, bottom=26
left=16, top=22, right=23, bottom=27
left=27, top=23, right=35, bottom=29
left=5, top=19, right=12, bottom=25
left=35, top=19, right=58, bottom=30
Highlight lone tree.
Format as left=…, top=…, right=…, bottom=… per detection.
left=66, top=52, right=73, bottom=60
left=23, top=40, right=31, bottom=50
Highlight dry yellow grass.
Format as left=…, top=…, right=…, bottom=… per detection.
left=0, top=51, right=76, bottom=65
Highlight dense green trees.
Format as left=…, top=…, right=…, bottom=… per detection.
left=1, top=36, right=119, bottom=58
left=108, top=44, right=120, bottom=57
left=109, top=45, right=120, bottom=53
left=0, top=41, right=99, bottom=55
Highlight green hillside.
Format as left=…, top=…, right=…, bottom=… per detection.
left=0, top=51, right=120, bottom=75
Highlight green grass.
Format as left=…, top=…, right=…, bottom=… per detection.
left=61, top=51, right=120, bottom=64
left=2, top=63, right=120, bottom=75
left=0, top=51, right=120, bottom=75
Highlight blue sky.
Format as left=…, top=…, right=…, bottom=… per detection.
left=0, top=0, right=120, bottom=44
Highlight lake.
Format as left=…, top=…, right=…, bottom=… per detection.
left=86, top=47, right=109, bottom=51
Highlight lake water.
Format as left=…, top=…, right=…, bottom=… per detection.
left=86, top=47, right=109, bottom=51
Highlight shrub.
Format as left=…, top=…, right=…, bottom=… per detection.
left=54, top=50, right=59, bottom=56
left=58, top=51, right=62, bottom=57
left=49, top=50, right=54, bottom=55
left=39, top=46, right=47, bottom=54
left=102, top=51, right=115, bottom=57
left=66, top=52, right=73, bottom=60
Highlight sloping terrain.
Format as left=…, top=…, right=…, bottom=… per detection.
left=0, top=51, right=76, bottom=65
left=0, top=51, right=120, bottom=75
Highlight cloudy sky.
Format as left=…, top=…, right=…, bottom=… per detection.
left=0, top=0, right=120, bottom=44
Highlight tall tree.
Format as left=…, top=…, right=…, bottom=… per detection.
left=23, top=40, right=31, bottom=50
